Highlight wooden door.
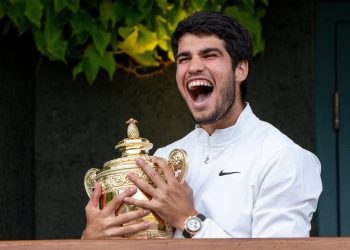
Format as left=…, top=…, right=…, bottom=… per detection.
left=315, top=2, right=350, bottom=236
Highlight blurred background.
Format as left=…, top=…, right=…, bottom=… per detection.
left=0, top=0, right=349, bottom=239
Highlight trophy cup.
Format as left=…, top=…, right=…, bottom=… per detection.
left=84, top=118, right=188, bottom=238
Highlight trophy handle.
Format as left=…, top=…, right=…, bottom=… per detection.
left=168, top=149, right=189, bottom=184
left=84, top=168, right=99, bottom=198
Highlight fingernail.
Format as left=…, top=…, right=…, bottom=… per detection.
left=127, top=172, right=133, bottom=178
left=144, top=221, right=152, bottom=227
left=123, top=197, right=130, bottom=203
left=136, top=158, right=144, bottom=164
left=143, top=209, right=150, bottom=215
left=129, top=186, right=137, bottom=192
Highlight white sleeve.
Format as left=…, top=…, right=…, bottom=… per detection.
left=251, top=146, right=322, bottom=237
left=192, top=219, right=232, bottom=238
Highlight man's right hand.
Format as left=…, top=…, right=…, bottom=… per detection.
left=82, top=182, right=152, bottom=239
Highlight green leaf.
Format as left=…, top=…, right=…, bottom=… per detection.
left=224, top=6, right=264, bottom=55
left=111, top=0, right=131, bottom=24
left=54, top=0, right=79, bottom=13
left=45, top=15, right=62, bottom=44
left=261, top=0, right=269, bottom=6
left=203, top=0, right=224, bottom=12
left=82, top=45, right=100, bottom=84
left=80, top=45, right=116, bottom=84
left=138, top=25, right=158, bottom=51
left=99, top=0, right=113, bottom=27
left=156, top=0, right=167, bottom=11
left=73, top=61, right=83, bottom=79
left=70, top=9, right=94, bottom=35
left=166, top=7, right=188, bottom=32
left=5, top=1, right=25, bottom=28
left=155, top=15, right=169, bottom=39
left=100, top=51, right=116, bottom=80
left=74, top=31, right=89, bottom=45
left=24, top=0, right=43, bottom=27
left=92, top=28, right=111, bottom=56
left=118, top=26, right=134, bottom=39
left=137, top=0, right=153, bottom=15
left=125, top=8, right=144, bottom=27
left=118, top=25, right=158, bottom=55
left=110, top=29, right=119, bottom=50
left=168, top=50, right=175, bottom=62
left=191, top=0, right=207, bottom=11
left=54, top=0, right=67, bottom=12
left=132, top=51, right=160, bottom=67
left=34, top=31, right=48, bottom=55
left=44, top=10, right=67, bottom=61
left=155, top=15, right=170, bottom=51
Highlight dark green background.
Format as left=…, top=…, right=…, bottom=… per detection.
left=0, top=0, right=322, bottom=239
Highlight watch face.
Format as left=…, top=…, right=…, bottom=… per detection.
left=187, top=217, right=201, bottom=232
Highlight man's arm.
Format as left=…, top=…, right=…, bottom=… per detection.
left=251, top=146, right=322, bottom=237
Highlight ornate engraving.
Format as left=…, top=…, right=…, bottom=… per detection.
left=168, top=149, right=189, bottom=183
left=84, top=168, right=98, bottom=198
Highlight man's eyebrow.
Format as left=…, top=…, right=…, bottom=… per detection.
left=199, top=47, right=223, bottom=55
left=175, top=47, right=223, bottom=61
left=175, top=51, right=191, bottom=61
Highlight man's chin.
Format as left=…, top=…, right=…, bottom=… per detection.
left=192, top=113, right=216, bottom=126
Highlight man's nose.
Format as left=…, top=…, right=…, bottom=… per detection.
left=188, top=56, right=205, bottom=73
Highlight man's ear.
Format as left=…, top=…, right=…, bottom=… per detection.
left=234, top=61, right=249, bottom=83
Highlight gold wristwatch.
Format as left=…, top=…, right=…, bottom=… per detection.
left=182, top=213, right=206, bottom=238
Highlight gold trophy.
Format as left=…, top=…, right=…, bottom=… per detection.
left=84, top=118, right=188, bottom=238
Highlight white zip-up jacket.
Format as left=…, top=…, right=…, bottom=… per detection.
left=154, top=104, right=322, bottom=238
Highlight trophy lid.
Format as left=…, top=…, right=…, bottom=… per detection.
left=115, top=118, right=153, bottom=156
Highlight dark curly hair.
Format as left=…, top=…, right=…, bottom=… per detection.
left=171, top=12, right=253, bottom=101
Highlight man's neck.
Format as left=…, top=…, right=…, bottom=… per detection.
left=201, top=101, right=245, bottom=135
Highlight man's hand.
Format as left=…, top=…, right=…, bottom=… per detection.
left=82, top=182, right=152, bottom=239
left=123, top=157, right=197, bottom=230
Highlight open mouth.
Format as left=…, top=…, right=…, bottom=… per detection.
left=187, top=80, right=214, bottom=103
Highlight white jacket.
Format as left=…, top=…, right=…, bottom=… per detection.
left=154, top=104, right=322, bottom=238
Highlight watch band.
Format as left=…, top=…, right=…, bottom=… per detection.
left=182, top=213, right=206, bottom=238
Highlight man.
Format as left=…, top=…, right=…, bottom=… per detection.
left=83, top=12, right=322, bottom=239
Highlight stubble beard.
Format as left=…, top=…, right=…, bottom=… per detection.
left=191, top=78, right=236, bottom=125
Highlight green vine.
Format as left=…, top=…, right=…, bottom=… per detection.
left=0, top=0, right=268, bottom=83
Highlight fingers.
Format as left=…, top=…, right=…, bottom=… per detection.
left=136, top=158, right=166, bottom=189
left=123, top=196, right=152, bottom=211
left=152, top=157, right=177, bottom=184
left=127, top=172, right=157, bottom=197
left=103, top=186, right=138, bottom=216
left=115, top=208, right=151, bottom=225
left=88, top=182, right=102, bottom=209
left=106, top=221, right=152, bottom=238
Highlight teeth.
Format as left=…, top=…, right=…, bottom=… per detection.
left=188, top=81, right=213, bottom=90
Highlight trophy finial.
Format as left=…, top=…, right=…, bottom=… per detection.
left=126, top=118, right=139, bottom=139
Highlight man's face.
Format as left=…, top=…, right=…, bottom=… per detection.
left=175, top=33, right=237, bottom=125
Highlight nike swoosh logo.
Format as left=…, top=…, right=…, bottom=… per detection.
left=219, top=170, right=241, bottom=176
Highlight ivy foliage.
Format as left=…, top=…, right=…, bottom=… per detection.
left=0, top=0, right=268, bottom=84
